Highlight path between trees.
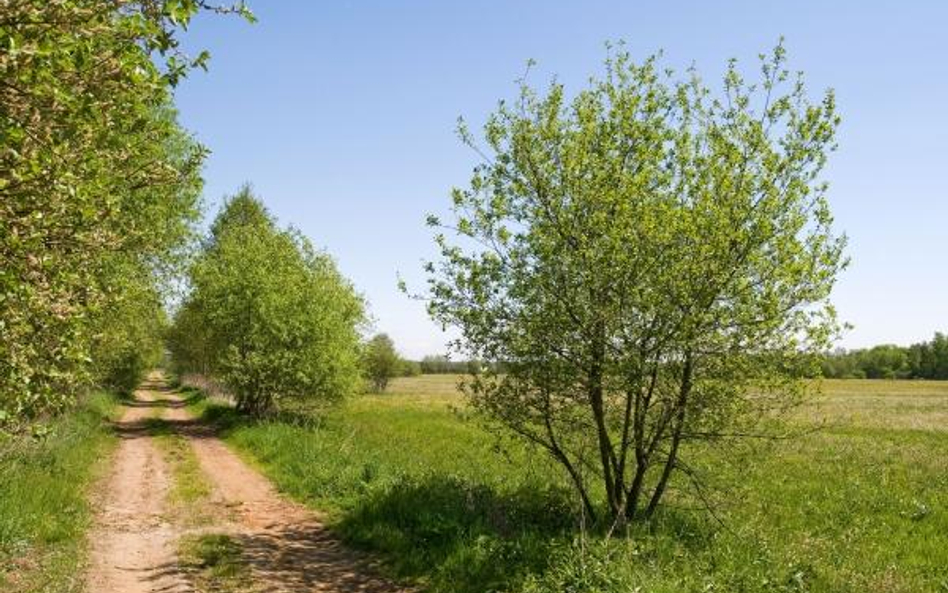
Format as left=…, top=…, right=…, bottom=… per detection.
left=85, top=375, right=409, bottom=593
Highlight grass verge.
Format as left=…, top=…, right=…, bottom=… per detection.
left=0, top=392, right=119, bottom=593
left=196, top=378, right=948, bottom=593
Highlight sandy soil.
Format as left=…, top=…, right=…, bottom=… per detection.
left=85, top=377, right=409, bottom=593
left=85, top=385, right=189, bottom=593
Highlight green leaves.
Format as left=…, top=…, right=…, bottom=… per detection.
left=0, top=0, right=246, bottom=431
left=363, top=333, right=400, bottom=392
left=425, top=43, right=845, bottom=522
left=168, top=188, right=366, bottom=416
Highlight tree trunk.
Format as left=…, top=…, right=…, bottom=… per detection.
left=645, top=351, right=693, bottom=518
left=588, top=334, right=622, bottom=520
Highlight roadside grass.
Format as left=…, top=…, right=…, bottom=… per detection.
left=145, top=417, right=214, bottom=525
left=196, top=377, right=948, bottom=593
left=0, top=392, right=119, bottom=593
left=178, top=533, right=252, bottom=593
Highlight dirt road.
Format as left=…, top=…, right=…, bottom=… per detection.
left=85, top=376, right=408, bottom=593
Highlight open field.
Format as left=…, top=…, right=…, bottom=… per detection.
left=801, top=379, right=948, bottom=432
left=198, top=376, right=948, bottom=593
left=5, top=377, right=944, bottom=592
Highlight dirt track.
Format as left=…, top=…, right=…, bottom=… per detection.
left=85, top=376, right=407, bottom=593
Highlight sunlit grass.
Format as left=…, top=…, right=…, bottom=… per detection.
left=199, top=376, right=948, bottom=593
left=0, top=392, right=119, bottom=592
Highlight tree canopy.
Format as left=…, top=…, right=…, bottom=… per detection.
left=424, top=43, right=845, bottom=523
left=168, top=188, right=366, bottom=416
left=0, top=0, right=251, bottom=431
left=363, top=333, right=400, bottom=392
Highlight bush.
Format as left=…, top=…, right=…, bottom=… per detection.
left=168, top=188, right=365, bottom=415
left=363, top=334, right=400, bottom=392
left=399, top=359, right=422, bottom=377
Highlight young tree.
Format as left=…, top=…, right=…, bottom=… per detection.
left=363, top=333, right=400, bottom=392
left=424, top=44, right=846, bottom=523
left=169, top=188, right=365, bottom=416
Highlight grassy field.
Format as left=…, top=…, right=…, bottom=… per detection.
left=0, top=392, right=119, bottom=593
left=201, top=376, right=948, bottom=593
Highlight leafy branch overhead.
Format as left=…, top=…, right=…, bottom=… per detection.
left=0, top=0, right=252, bottom=430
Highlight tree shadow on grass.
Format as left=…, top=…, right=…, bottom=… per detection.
left=194, top=403, right=720, bottom=592
left=335, top=474, right=579, bottom=593
left=200, top=401, right=332, bottom=434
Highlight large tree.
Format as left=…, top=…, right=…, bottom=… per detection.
left=424, top=44, right=846, bottom=523
left=0, top=0, right=252, bottom=430
left=169, top=188, right=366, bottom=416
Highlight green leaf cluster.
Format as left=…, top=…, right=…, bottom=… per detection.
left=168, top=187, right=366, bottom=416
left=363, top=333, right=400, bottom=392
left=0, top=1, right=254, bottom=429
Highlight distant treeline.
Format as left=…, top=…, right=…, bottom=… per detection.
left=397, top=355, right=498, bottom=376
left=822, top=333, right=948, bottom=380
left=418, top=355, right=480, bottom=374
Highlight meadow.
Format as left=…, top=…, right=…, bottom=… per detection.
left=198, top=376, right=948, bottom=593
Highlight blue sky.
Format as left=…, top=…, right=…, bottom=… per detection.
left=174, top=1, right=947, bottom=359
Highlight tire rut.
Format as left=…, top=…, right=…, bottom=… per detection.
left=85, top=386, right=189, bottom=593
left=87, top=374, right=410, bottom=593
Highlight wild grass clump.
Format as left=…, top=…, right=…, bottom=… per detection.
left=179, top=533, right=250, bottom=593
left=0, top=392, right=118, bottom=591
left=146, top=416, right=214, bottom=526
left=338, top=475, right=575, bottom=591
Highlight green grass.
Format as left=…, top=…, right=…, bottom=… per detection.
left=198, top=376, right=948, bottom=593
left=146, top=417, right=214, bottom=525
left=0, top=392, right=119, bottom=593
left=178, top=533, right=251, bottom=593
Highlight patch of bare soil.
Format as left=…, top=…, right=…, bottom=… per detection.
left=85, top=383, right=189, bottom=593
left=164, top=395, right=408, bottom=593
left=86, top=376, right=410, bottom=592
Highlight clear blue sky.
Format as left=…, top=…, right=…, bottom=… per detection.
left=174, top=1, right=948, bottom=359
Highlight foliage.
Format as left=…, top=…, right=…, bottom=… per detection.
left=822, top=333, right=948, bottom=380
left=363, top=333, right=400, bottom=392
left=0, top=0, right=252, bottom=431
left=423, top=43, right=845, bottom=523
left=399, top=359, right=422, bottom=377
left=0, top=391, right=117, bottom=591
left=88, top=261, right=170, bottom=395
left=198, top=376, right=948, bottom=593
left=418, top=355, right=482, bottom=374
left=168, top=187, right=366, bottom=416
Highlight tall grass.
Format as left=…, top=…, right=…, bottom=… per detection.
left=202, top=377, right=948, bottom=593
left=0, top=392, right=118, bottom=592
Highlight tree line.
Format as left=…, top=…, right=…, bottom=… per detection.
left=821, top=333, right=948, bottom=379
left=0, top=0, right=252, bottom=433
